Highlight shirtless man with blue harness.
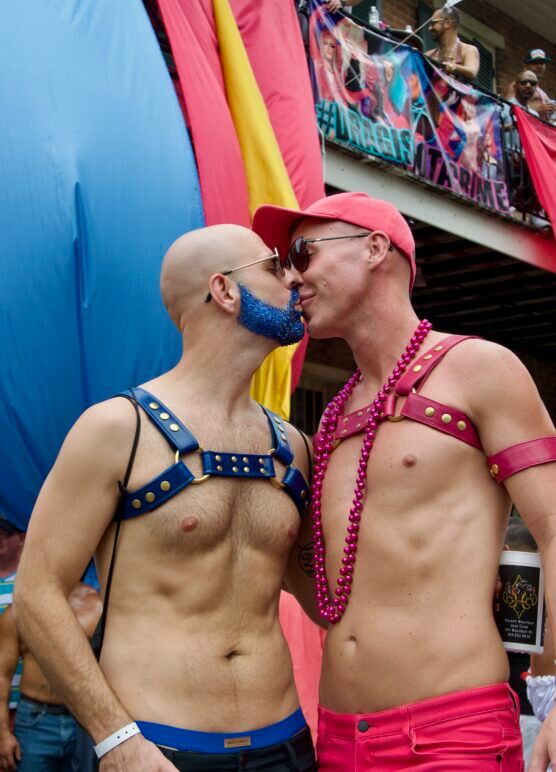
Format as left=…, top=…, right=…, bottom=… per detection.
left=15, top=224, right=317, bottom=771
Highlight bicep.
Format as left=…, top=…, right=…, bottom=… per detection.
left=284, top=514, right=326, bottom=628
left=463, top=46, right=480, bottom=76
left=475, top=348, right=554, bottom=455
left=20, top=405, right=129, bottom=594
left=473, top=347, right=556, bottom=539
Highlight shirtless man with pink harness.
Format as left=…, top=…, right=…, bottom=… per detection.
left=253, top=192, right=556, bottom=771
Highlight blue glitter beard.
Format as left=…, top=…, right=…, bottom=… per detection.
left=237, top=284, right=305, bottom=346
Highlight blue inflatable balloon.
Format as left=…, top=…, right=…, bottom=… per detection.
left=0, top=1, right=205, bottom=529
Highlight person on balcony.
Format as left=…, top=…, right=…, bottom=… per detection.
left=506, top=49, right=556, bottom=124
left=425, top=6, right=480, bottom=83
left=508, top=70, right=540, bottom=116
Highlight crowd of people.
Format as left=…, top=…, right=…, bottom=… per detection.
left=308, top=2, right=554, bottom=223
left=0, top=190, right=555, bottom=771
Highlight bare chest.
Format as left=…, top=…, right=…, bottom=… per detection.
left=121, top=420, right=300, bottom=558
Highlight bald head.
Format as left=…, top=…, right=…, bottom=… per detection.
left=160, top=224, right=270, bottom=329
left=514, top=70, right=538, bottom=103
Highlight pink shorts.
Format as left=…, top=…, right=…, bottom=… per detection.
left=317, top=683, right=524, bottom=770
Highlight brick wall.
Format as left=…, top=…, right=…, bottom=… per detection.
left=379, top=0, right=556, bottom=98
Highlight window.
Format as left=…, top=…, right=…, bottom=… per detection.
left=290, top=363, right=351, bottom=436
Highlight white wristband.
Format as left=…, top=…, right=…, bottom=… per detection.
left=94, top=722, right=141, bottom=759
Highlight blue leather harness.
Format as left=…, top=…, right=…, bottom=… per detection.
left=116, top=388, right=311, bottom=520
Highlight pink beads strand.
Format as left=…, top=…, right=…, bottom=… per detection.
left=312, top=319, right=433, bottom=624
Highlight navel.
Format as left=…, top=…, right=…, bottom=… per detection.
left=402, top=454, right=417, bottom=467
left=181, top=516, right=199, bottom=533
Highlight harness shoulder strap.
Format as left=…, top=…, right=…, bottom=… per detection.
left=131, top=387, right=199, bottom=454
left=395, top=335, right=480, bottom=396
left=261, top=406, right=294, bottom=466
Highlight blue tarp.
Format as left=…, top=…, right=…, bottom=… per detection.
left=0, top=1, right=205, bottom=529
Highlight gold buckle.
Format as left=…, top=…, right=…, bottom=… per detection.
left=385, top=390, right=414, bottom=422
left=190, top=473, right=211, bottom=485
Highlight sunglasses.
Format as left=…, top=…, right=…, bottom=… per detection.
left=285, top=232, right=393, bottom=273
left=204, top=249, right=282, bottom=302
left=518, top=79, right=538, bottom=86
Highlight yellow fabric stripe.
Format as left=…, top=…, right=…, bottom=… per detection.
left=212, top=0, right=300, bottom=419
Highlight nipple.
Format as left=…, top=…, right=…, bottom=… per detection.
left=287, top=526, right=298, bottom=542
left=181, top=516, right=199, bottom=532
left=402, top=454, right=417, bottom=467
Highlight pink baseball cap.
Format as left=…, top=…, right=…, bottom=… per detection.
left=252, top=191, right=416, bottom=290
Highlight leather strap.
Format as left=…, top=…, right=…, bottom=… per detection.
left=119, top=460, right=195, bottom=519
left=400, top=393, right=482, bottom=449
left=331, top=336, right=481, bottom=448
left=282, top=466, right=311, bottom=512
left=202, top=451, right=275, bottom=478
left=116, top=392, right=310, bottom=517
left=395, top=335, right=479, bottom=396
left=262, top=407, right=294, bottom=466
left=487, top=437, right=556, bottom=483
left=131, top=388, right=199, bottom=454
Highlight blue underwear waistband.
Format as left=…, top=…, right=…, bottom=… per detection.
left=137, top=707, right=306, bottom=753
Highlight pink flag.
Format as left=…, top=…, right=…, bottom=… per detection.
left=157, top=0, right=250, bottom=226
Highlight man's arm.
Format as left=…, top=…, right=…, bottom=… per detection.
left=445, top=43, right=480, bottom=82
left=282, top=425, right=326, bottom=627
left=284, top=507, right=327, bottom=628
left=0, top=608, right=21, bottom=771
left=14, top=400, right=176, bottom=771
left=325, top=0, right=364, bottom=11
left=470, top=342, right=556, bottom=772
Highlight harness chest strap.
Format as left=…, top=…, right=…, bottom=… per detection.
left=116, top=388, right=310, bottom=519
left=332, top=335, right=481, bottom=448
left=487, top=437, right=556, bottom=483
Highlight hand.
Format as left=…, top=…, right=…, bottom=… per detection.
left=0, top=731, right=21, bottom=771
left=443, top=61, right=456, bottom=75
left=538, top=102, right=556, bottom=120
left=528, top=704, right=556, bottom=771
left=325, top=0, right=343, bottom=11
left=99, top=734, right=178, bottom=771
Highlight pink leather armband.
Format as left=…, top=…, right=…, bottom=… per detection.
left=487, top=437, right=556, bottom=483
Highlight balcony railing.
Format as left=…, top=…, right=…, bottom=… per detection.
left=298, top=3, right=552, bottom=230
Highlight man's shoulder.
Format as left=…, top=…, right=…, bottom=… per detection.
left=446, top=337, right=520, bottom=371
left=73, top=395, right=139, bottom=442
left=61, top=395, right=140, bottom=472
left=440, top=337, right=528, bottom=392
left=447, top=338, right=539, bottom=413
left=461, top=40, right=479, bottom=53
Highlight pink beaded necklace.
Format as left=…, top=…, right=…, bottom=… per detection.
left=312, top=319, right=433, bottom=623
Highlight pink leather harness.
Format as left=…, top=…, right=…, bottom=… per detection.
left=329, top=335, right=556, bottom=483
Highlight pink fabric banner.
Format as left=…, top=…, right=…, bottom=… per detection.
left=156, top=0, right=250, bottom=226
left=514, top=106, right=556, bottom=246
left=230, top=0, right=325, bottom=210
